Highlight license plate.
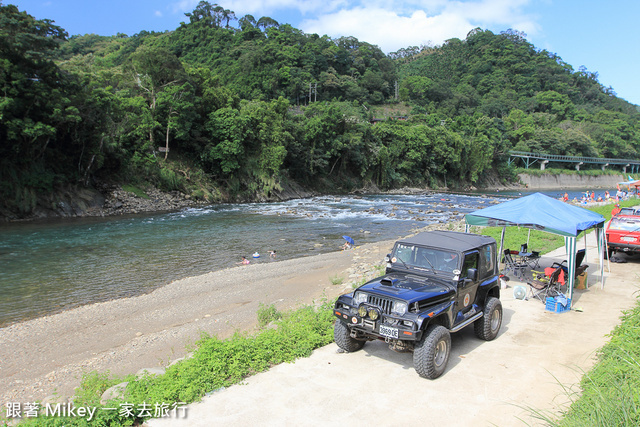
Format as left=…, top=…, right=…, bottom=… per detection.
left=379, top=325, right=399, bottom=339
left=621, top=236, right=636, bottom=242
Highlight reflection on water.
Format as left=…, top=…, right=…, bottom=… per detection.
left=1, top=191, right=570, bottom=327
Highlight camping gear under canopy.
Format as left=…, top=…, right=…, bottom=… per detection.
left=465, top=193, right=607, bottom=306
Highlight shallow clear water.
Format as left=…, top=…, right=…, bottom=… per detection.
left=0, top=189, right=609, bottom=327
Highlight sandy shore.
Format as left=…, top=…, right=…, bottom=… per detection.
left=0, top=237, right=396, bottom=405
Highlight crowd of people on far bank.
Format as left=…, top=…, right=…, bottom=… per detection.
left=561, top=188, right=637, bottom=205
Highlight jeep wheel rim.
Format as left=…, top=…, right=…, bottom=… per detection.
left=490, top=309, right=501, bottom=332
left=434, top=340, right=448, bottom=367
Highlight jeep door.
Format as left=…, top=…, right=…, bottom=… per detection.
left=456, top=251, right=480, bottom=313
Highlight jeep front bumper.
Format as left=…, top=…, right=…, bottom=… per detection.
left=334, top=302, right=423, bottom=342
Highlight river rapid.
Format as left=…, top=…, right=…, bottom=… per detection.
left=0, top=189, right=613, bottom=327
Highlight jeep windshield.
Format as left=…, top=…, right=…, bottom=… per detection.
left=391, top=243, right=460, bottom=273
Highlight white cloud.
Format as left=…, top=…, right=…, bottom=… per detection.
left=155, top=10, right=163, bottom=18
left=299, top=0, right=539, bottom=52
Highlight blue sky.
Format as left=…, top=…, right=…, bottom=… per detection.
left=8, top=0, right=640, bottom=106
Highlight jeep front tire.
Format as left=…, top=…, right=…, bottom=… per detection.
left=474, top=296, right=502, bottom=341
left=334, top=321, right=365, bottom=352
left=413, top=324, right=451, bottom=379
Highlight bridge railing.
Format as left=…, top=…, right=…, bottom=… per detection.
left=508, top=151, right=640, bottom=166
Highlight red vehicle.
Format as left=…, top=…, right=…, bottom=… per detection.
left=607, top=208, right=640, bottom=257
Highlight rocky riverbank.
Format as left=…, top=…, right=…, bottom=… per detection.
left=0, top=184, right=204, bottom=221
left=2, top=170, right=621, bottom=222
left=0, top=179, right=319, bottom=221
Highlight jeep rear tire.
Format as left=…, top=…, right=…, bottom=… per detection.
left=413, top=325, right=451, bottom=379
left=474, top=296, right=502, bottom=341
left=334, top=321, right=365, bottom=352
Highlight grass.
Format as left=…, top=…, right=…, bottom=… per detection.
left=256, top=302, right=282, bottom=327
left=329, top=274, right=344, bottom=285
left=121, top=184, right=149, bottom=199
left=13, top=300, right=336, bottom=427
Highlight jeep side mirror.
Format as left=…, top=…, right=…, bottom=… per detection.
left=466, top=268, right=478, bottom=280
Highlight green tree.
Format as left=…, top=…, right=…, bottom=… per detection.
left=0, top=4, right=80, bottom=212
left=127, top=45, right=187, bottom=150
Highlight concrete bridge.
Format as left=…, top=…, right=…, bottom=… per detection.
left=508, top=151, right=640, bottom=173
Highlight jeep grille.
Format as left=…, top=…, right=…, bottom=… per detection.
left=367, top=295, right=393, bottom=315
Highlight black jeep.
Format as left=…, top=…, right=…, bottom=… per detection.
left=333, top=230, right=502, bottom=379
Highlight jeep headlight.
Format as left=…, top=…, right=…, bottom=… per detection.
left=391, top=301, right=408, bottom=316
left=354, top=292, right=369, bottom=305
left=358, top=305, right=368, bottom=317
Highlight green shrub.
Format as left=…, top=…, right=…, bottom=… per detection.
left=257, top=303, right=282, bottom=327
left=121, top=184, right=149, bottom=199
left=329, top=274, right=344, bottom=285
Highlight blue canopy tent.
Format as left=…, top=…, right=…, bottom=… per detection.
left=464, top=193, right=607, bottom=306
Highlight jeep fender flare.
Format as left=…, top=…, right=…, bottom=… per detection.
left=475, top=279, right=500, bottom=306
left=416, top=300, right=455, bottom=331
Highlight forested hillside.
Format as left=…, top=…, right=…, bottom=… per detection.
left=1, top=1, right=639, bottom=217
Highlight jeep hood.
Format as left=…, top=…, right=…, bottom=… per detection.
left=357, top=272, right=455, bottom=303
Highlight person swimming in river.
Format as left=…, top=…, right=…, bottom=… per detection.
left=238, top=256, right=250, bottom=265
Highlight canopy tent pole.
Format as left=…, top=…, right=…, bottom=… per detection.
left=527, top=228, right=531, bottom=245
left=565, top=236, right=576, bottom=304
left=599, top=227, right=605, bottom=289
left=498, top=226, right=506, bottom=270
left=603, top=227, right=610, bottom=273
left=595, top=226, right=607, bottom=289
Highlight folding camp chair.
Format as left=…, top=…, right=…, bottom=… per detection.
left=503, top=249, right=528, bottom=279
left=520, top=243, right=541, bottom=268
left=527, top=265, right=564, bottom=302
left=552, top=248, right=588, bottom=279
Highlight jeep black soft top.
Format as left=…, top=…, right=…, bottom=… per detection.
left=333, top=230, right=502, bottom=379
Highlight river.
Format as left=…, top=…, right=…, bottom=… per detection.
left=0, top=188, right=614, bottom=327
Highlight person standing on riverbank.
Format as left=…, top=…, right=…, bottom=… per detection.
left=612, top=204, right=621, bottom=216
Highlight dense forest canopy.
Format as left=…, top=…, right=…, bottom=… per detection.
left=1, top=1, right=639, bottom=216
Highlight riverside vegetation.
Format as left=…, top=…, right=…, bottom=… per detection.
left=2, top=2, right=640, bottom=218
left=7, top=200, right=639, bottom=426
